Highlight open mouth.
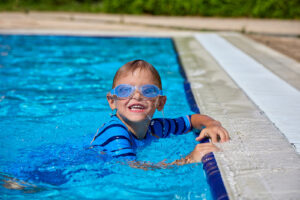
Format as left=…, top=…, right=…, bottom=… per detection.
left=128, top=104, right=146, bottom=112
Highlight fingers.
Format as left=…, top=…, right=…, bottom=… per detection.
left=196, top=126, right=230, bottom=143
left=216, top=127, right=225, bottom=143
left=195, top=143, right=220, bottom=151
left=195, top=128, right=207, bottom=141
left=196, top=127, right=218, bottom=142
left=196, top=128, right=211, bottom=141
left=219, top=127, right=230, bottom=142
left=192, top=143, right=220, bottom=162
left=211, top=132, right=218, bottom=143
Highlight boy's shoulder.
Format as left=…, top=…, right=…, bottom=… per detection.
left=92, top=115, right=130, bottom=143
left=100, top=115, right=128, bottom=133
left=99, top=114, right=122, bottom=125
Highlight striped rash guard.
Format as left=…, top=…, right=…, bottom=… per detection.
left=91, top=115, right=192, bottom=160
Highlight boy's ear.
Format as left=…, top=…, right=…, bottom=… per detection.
left=107, top=94, right=116, bottom=110
left=156, top=96, right=167, bottom=111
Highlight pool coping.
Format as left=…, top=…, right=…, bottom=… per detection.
left=172, top=39, right=229, bottom=200
left=174, top=36, right=300, bottom=199
left=195, top=33, right=300, bottom=153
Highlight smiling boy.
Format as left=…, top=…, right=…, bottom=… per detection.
left=91, top=60, right=229, bottom=165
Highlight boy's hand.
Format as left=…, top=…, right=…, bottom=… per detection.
left=187, top=143, right=220, bottom=163
left=195, top=123, right=229, bottom=143
left=190, top=114, right=229, bottom=143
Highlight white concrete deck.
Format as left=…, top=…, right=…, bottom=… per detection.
left=195, top=33, right=300, bottom=153
left=175, top=35, right=300, bottom=199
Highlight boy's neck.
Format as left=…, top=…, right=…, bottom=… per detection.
left=116, top=113, right=150, bottom=139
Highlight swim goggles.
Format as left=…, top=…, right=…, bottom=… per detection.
left=110, top=84, right=163, bottom=98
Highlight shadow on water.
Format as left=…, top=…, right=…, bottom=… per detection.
left=1, top=142, right=113, bottom=195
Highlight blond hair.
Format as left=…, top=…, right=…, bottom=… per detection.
left=112, top=60, right=162, bottom=89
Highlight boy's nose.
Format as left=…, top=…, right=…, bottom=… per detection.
left=131, top=89, right=143, bottom=100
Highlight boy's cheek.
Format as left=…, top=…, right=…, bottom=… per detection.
left=116, top=99, right=129, bottom=106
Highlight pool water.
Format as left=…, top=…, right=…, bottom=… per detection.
left=0, top=34, right=213, bottom=199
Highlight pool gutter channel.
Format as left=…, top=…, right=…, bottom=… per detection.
left=173, top=36, right=300, bottom=199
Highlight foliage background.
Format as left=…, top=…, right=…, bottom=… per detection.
left=1, top=0, right=299, bottom=19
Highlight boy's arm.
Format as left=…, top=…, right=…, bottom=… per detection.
left=128, top=142, right=219, bottom=169
left=190, top=114, right=221, bottom=129
left=191, top=114, right=230, bottom=143
left=169, top=142, right=219, bottom=165
left=128, top=115, right=229, bottom=169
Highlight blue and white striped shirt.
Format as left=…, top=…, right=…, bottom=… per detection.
left=90, top=115, right=192, bottom=160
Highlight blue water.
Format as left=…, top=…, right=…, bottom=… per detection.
left=0, top=34, right=212, bottom=199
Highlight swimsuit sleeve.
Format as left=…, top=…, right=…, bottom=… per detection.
left=150, top=115, right=192, bottom=138
left=91, top=124, right=136, bottom=160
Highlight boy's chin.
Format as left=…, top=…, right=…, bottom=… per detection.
left=118, top=111, right=153, bottom=123
left=128, top=116, right=150, bottom=123
left=125, top=113, right=153, bottom=123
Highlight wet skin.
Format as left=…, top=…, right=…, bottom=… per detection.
left=107, top=69, right=166, bottom=139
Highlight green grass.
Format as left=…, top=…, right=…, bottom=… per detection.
left=1, top=0, right=299, bottom=19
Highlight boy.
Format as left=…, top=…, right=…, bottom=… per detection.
left=91, top=60, right=229, bottom=166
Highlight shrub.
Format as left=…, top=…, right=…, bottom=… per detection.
left=0, top=0, right=299, bottom=19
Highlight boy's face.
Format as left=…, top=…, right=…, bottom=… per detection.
left=107, top=69, right=166, bottom=123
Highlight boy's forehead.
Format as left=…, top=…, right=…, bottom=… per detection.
left=115, top=69, right=158, bottom=84
left=131, top=68, right=152, bottom=76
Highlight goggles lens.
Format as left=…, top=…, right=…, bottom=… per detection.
left=110, top=84, right=163, bottom=98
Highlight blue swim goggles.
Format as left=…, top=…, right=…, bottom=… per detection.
left=110, top=84, right=163, bottom=98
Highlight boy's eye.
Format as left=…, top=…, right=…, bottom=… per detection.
left=144, top=88, right=154, bottom=94
left=143, top=86, right=157, bottom=95
left=117, top=86, right=132, bottom=96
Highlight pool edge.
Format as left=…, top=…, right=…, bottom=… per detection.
left=171, top=38, right=229, bottom=200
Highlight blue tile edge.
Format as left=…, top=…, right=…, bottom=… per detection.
left=171, top=39, right=229, bottom=200
left=202, top=152, right=229, bottom=200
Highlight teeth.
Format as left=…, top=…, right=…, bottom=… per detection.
left=130, top=105, right=144, bottom=110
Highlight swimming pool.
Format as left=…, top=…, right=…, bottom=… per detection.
left=0, top=34, right=213, bottom=199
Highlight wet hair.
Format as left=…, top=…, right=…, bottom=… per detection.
left=112, top=60, right=162, bottom=89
